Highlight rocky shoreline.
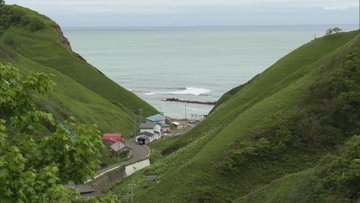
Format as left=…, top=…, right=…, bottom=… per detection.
left=164, top=98, right=216, bottom=105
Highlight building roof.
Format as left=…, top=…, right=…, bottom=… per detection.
left=110, top=141, right=129, bottom=152
left=102, top=133, right=123, bottom=143
left=146, top=114, right=165, bottom=122
left=172, top=121, right=181, bottom=126
left=138, top=131, right=154, bottom=137
left=160, top=123, right=170, bottom=128
left=140, top=122, right=155, bottom=129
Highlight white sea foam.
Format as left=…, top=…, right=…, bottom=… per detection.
left=144, top=87, right=210, bottom=96
left=169, top=87, right=210, bottom=96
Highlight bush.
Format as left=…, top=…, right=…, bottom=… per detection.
left=0, top=6, right=47, bottom=35
left=318, top=135, right=360, bottom=200
left=28, top=16, right=46, bottom=32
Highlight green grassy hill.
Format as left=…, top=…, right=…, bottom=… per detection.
left=108, top=30, right=360, bottom=202
left=0, top=5, right=157, bottom=135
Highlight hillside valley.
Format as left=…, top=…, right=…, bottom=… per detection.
left=0, top=5, right=157, bottom=136
left=106, top=29, right=360, bottom=202
left=0, top=3, right=359, bottom=202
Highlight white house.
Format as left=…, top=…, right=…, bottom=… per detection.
left=140, top=122, right=156, bottom=134
left=140, top=121, right=170, bottom=134
left=136, top=132, right=154, bottom=145
left=136, top=123, right=162, bottom=145
left=153, top=123, right=162, bottom=139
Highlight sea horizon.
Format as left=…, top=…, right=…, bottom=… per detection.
left=63, top=24, right=358, bottom=31
left=63, top=24, right=358, bottom=118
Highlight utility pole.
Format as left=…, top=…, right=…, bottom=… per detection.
left=134, top=109, right=143, bottom=137
left=184, top=103, right=186, bottom=119
left=184, top=103, right=188, bottom=128
left=128, top=181, right=135, bottom=203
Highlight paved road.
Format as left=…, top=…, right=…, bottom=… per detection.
left=93, top=138, right=150, bottom=179
left=74, top=138, right=150, bottom=194
left=72, top=138, right=150, bottom=197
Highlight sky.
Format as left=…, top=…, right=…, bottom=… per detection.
left=5, top=0, right=360, bottom=27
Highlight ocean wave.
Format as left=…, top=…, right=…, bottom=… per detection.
left=144, top=87, right=210, bottom=96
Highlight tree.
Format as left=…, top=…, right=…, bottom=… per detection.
left=0, top=63, right=103, bottom=201
left=0, top=0, right=4, bottom=6
left=326, top=27, right=343, bottom=36
left=332, top=27, right=342, bottom=34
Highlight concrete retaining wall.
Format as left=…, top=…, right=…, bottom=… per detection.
left=125, top=159, right=150, bottom=176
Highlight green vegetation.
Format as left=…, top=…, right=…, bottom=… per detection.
left=0, top=4, right=157, bottom=136
left=0, top=63, right=102, bottom=201
left=236, top=135, right=360, bottom=202
left=107, top=30, right=360, bottom=202
left=1, top=3, right=359, bottom=201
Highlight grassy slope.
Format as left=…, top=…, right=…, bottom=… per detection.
left=0, top=5, right=157, bottom=135
left=235, top=169, right=319, bottom=203
left=107, top=31, right=360, bottom=201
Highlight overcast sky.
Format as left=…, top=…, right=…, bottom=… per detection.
left=6, top=0, right=360, bottom=27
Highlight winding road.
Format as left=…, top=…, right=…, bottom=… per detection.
left=94, top=139, right=150, bottom=179
left=74, top=139, right=150, bottom=196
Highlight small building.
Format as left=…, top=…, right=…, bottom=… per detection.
left=102, top=133, right=124, bottom=146
left=172, top=121, right=183, bottom=129
left=153, top=123, right=162, bottom=139
left=141, top=121, right=170, bottom=135
left=146, top=114, right=166, bottom=124
left=136, top=131, right=155, bottom=145
left=110, top=141, right=131, bottom=154
left=140, top=122, right=156, bottom=134
left=160, top=123, right=170, bottom=134
left=136, top=123, right=162, bottom=145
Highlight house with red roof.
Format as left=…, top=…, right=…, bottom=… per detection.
left=102, top=133, right=124, bottom=146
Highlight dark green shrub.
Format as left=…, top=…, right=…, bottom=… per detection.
left=318, top=135, right=360, bottom=200
left=29, top=16, right=46, bottom=32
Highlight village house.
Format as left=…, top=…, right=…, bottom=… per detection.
left=136, top=131, right=155, bottom=145
left=110, top=141, right=131, bottom=155
left=102, top=133, right=124, bottom=146
left=141, top=113, right=170, bottom=133
left=136, top=123, right=162, bottom=144
left=146, top=114, right=166, bottom=124
left=102, top=133, right=130, bottom=156
left=140, top=122, right=156, bottom=134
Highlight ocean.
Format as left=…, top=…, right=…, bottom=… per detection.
left=63, top=25, right=357, bottom=118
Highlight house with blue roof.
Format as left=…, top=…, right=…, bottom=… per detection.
left=146, top=114, right=166, bottom=124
